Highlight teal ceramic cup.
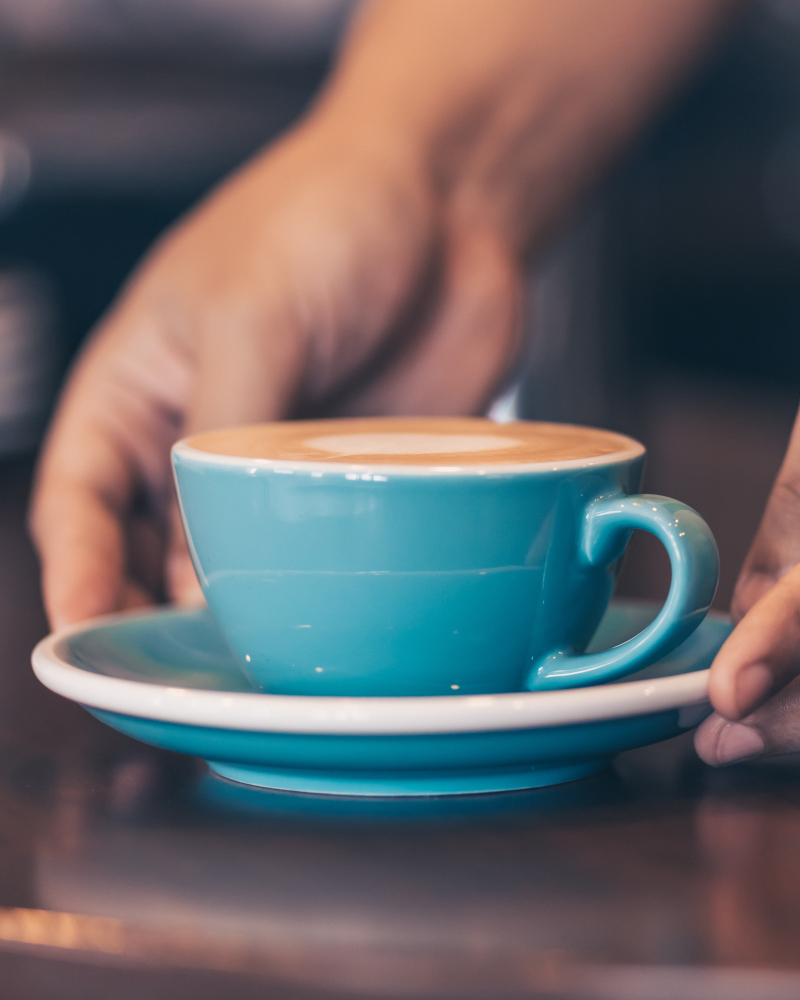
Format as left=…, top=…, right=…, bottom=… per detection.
left=172, top=420, right=719, bottom=697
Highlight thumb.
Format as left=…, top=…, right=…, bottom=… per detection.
left=704, top=404, right=800, bottom=731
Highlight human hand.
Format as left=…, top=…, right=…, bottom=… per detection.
left=29, top=0, right=736, bottom=630
left=29, top=116, right=524, bottom=628
left=695, top=408, right=800, bottom=765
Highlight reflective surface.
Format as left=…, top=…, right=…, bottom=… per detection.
left=173, top=426, right=648, bottom=698
left=4, top=458, right=800, bottom=999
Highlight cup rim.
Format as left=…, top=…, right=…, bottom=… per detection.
left=172, top=420, right=645, bottom=476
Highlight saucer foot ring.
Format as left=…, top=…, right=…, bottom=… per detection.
left=206, top=758, right=610, bottom=797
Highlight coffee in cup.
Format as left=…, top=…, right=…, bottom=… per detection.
left=188, top=417, right=629, bottom=467
left=172, top=417, right=718, bottom=697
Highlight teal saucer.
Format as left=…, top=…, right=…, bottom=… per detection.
left=32, top=601, right=731, bottom=797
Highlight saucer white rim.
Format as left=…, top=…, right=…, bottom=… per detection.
left=171, top=422, right=645, bottom=477
left=32, top=607, right=714, bottom=736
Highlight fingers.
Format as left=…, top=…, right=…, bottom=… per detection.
left=32, top=452, right=161, bottom=627
left=695, top=672, right=800, bottom=765
left=31, top=479, right=127, bottom=630
left=694, top=712, right=765, bottom=767
left=697, top=563, right=800, bottom=766
left=30, top=144, right=431, bottom=626
left=700, top=404, right=800, bottom=762
left=166, top=541, right=204, bottom=608
left=166, top=502, right=204, bottom=607
left=176, top=147, right=434, bottom=432
left=31, top=123, right=521, bottom=632
left=731, top=406, right=800, bottom=624
left=182, top=303, right=305, bottom=434
left=30, top=306, right=183, bottom=629
left=30, top=343, right=132, bottom=627
left=337, top=227, right=523, bottom=416
left=707, top=562, right=800, bottom=722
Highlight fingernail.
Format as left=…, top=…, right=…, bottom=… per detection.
left=735, top=662, right=774, bottom=716
left=715, top=722, right=765, bottom=765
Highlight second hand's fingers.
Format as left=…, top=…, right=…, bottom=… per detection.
left=708, top=561, right=800, bottom=722
left=695, top=671, right=800, bottom=766
left=731, top=405, right=800, bottom=624
left=704, top=402, right=800, bottom=742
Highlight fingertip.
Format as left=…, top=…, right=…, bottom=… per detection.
left=694, top=712, right=726, bottom=766
left=166, top=547, right=205, bottom=607
left=708, top=656, right=774, bottom=722
left=706, top=653, right=744, bottom=722
left=715, top=723, right=765, bottom=765
left=172, top=577, right=206, bottom=608
left=710, top=566, right=800, bottom=720
left=694, top=712, right=766, bottom=766
left=47, top=609, right=72, bottom=634
left=733, top=662, right=774, bottom=719
left=43, top=563, right=123, bottom=631
left=121, top=581, right=158, bottom=613
left=33, top=487, right=129, bottom=631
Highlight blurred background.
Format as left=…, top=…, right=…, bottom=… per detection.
left=0, top=0, right=355, bottom=451
left=1, top=0, right=799, bottom=611
left=519, top=0, right=800, bottom=610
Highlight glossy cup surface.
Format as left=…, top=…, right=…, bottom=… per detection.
left=170, top=420, right=701, bottom=697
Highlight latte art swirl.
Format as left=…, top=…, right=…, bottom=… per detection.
left=187, top=417, right=637, bottom=467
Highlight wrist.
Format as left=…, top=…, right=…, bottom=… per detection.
left=312, top=0, right=735, bottom=255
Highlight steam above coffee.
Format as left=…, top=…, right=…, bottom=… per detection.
left=187, top=417, right=636, bottom=467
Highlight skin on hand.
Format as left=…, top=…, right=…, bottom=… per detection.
left=29, top=0, right=736, bottom=630
left=30, top=127, right=523, bottom=626
left=696, top=408, right=800, bottom=765
left=29, top=107, right=524, bottom=628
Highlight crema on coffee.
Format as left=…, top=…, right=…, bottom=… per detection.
left=186, top=417, right=638, bottom=467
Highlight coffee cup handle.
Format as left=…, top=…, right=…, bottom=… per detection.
left=527, top=494, right=719, bottom=691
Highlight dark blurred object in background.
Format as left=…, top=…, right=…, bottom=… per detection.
left=522, top=2, right=800, bottom=609
left=0, top=0, right=356, bottom=455
left=0, top=267, right=56, bottom=453
left=0, top=54, right=330, bottom=363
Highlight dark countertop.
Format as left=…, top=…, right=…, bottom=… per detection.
left=2, top=456, right=800, bottom=1000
